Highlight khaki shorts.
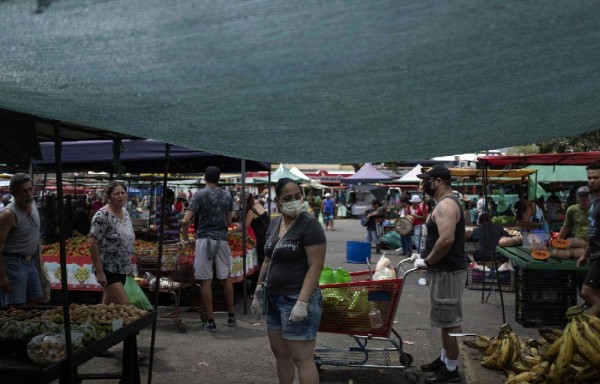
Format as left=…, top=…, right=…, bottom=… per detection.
left=427, top=269, right=467, bottom=328
left=193, top=238, right=232, bottom=280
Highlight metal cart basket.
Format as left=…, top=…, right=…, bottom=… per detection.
left=315, top=258, right=417, bottom=372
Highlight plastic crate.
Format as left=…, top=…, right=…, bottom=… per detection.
left=515, top=284, right=577, bottom=304
left=516, top=301, right=572, bottom=327
left=467, top=268, right=514, bottom=292
left=515, top=268, right=576, bottom=288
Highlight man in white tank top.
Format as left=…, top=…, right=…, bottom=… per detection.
left=0, top=173, right=42, bottom=306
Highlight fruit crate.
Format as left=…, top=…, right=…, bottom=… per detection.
left=467, top=268, right=514, bottom=292
left=515, top=300, right=573, bottom=327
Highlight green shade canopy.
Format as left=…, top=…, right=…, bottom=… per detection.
left=529, top=165, right=588, bottom=184
left=1, top=1, right=599, bottom=163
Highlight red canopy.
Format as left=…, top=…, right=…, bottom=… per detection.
left=478, top=151, right=600, bottom=166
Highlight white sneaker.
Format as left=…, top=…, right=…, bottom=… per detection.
left=395, top=247, right=403, bottom=252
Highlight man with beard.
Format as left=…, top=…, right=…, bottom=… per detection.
left=0, top=173, right=42, bottom=306
left=578, top=161, right=600, bottom=308
left=413, top=165, right=467, bottom=383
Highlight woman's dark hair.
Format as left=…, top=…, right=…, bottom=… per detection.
left=246, top=193, right=255, bottom=211
left=104, top=180, right=127, bottom=197
left=275, top=178, right=299, bottom=198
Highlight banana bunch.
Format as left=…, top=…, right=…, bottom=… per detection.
left=480, top=323, right=522, bottom=370
left=503, top=307, right=600, bottom=384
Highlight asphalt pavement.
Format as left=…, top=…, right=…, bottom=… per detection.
left=73, top=218, right=542, bottom=384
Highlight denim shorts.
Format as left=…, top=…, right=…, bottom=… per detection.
left=266, top=289, right=323, bottom=341
left=323, top=214, right=334, bottom=222
left=1, top=255, right=43, bottom=305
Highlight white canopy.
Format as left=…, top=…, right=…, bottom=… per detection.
left=396, top=164, right=423, bottom=183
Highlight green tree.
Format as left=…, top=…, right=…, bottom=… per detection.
left=536, top=129, right=600, bottom=153
left=506, top=144, right=539, bottom=155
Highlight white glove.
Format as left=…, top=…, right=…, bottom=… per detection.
left=414, top=258, right=428, bottom=270
left=410, top=253, right=419, bottom=262
left=289, top=300, right=308, bottom=323
left=251, top=285, right=263, bottom=320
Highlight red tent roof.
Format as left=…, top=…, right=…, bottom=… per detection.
left=478, top=151, right=600, bottom=166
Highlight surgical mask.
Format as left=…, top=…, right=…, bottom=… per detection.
left=423, top=179, right=437, bottom=197
left=279, top=198, right=304, bottom=217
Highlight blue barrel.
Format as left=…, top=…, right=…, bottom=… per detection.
left=346, top=241, right=371, bottom=264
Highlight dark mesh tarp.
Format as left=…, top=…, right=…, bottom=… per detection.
left=1, top=1, right=600, bottom=163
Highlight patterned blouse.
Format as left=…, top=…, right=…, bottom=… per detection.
left=89, top=208, right=135, bottom=274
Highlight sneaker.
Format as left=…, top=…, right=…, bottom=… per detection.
left=227, top=315, right=237, bottom=327
left=203, top=321, right=217, bottom=332
left=395, top=247, right=403, bottom=252
left=420, top=357, right=445, bottom=372
left=424, top=366, right=460, bottom=383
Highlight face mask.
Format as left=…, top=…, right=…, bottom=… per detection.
left=279, top=198, right=304, bottom=217
left=424, top=179, right=437, bottom=197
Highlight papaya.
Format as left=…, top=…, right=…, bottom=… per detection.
left=566, top=237, right=587, bottom=249
left=551, top=238, right=570, bottom=249
left=530, top=250, right=551, bottom=260
left=550, top=248, right=571, bottom=259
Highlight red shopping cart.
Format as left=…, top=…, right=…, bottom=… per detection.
left=314, top=258, right=418, bottom=372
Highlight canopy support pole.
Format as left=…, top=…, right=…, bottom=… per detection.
left=147, top=143, right=170, bottom=384
left=241, top=159, right=247, bottom=314
left=54, top=125, right=76, bottom=384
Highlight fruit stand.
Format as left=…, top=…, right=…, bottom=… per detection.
left=0, top=305, right=157, bottom=384
left=497, top=245, right=590, bottom=327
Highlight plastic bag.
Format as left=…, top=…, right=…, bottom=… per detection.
left=333, top=267, right=350, bottom=283
left=373, top=267, right=396, bottom=280
left=124, top=276, right=153, bottom=310
left=318, top=212, right=325, bottom=227
left=27, top=332, right=83, bottom=365
left=319, top=267, right=335, bottom=285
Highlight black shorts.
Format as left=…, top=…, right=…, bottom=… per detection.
left=584, top=258, right=600, bottom=289
left=104, top=269, right=127, bottom=286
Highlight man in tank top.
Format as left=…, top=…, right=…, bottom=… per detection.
left=414, top=165, right=467, bottom=384
left=0, top=173, right=43, bottom=306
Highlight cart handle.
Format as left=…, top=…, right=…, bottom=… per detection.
left=397, top=258, right=418, bottom=279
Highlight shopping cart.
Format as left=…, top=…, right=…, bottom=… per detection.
left=133, top=240, right=199, bottom=332
left=314, top=258, right=418, bottom=373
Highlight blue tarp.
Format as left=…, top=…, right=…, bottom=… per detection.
left=34, top=139, right=270, bottom=173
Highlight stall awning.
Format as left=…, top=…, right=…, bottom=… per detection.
left=478, top=152, right=600, bottom=166
left=449, top=168, right=537, bottom=179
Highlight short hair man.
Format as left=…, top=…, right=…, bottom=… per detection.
left=578, top=162, right=600, bottom=308
left=0, top=173, right=43, bottom=305
left=414, top=165, right=467, bottom=383
left=365, top=199, right=384, bottom=254
left=559, top=186, right=591, bottom=241
left=321, top=192, right=336, bottom=231
left=181, top=166, right=236, bottom=331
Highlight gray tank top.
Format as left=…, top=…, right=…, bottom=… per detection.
left=3, top=202, right=40, bottom=256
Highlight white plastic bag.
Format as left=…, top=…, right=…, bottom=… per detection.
left=373, top=267, right=396, bottom=281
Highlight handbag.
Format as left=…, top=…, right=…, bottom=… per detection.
left=360, top=215, right=369, bottom=227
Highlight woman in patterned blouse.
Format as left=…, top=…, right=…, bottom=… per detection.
left=89, top=180, right=135, bottom=304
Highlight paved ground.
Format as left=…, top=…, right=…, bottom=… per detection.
left=73, top=218, right=543, bottom=384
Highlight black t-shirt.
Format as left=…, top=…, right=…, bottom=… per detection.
left=471, top=223, right=509, bottom=257
left=264, top=211, right=326, bottom=295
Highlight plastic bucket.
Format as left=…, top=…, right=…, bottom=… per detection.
left=346, top=241, right=371, bottom=264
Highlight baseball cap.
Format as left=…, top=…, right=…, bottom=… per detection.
left=417, top=165, right=453, bottom=181
left=324, top=193, right=331, bottom=197
left=409, top=195, right=422, bottom=203
left=576, top=186, right=590, bottom=195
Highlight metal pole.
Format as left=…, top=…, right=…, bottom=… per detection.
left=241, top=160, right=247, bottom=314
left=54, top=125, right=76, bottom=384
left=147, top=143, right=170, bottom=384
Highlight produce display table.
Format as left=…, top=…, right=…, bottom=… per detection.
left=496, top=246, right=589, bottom=271
left=0, top=310, right=157, bottom=384
left=497, top=246, right=588, bottom=327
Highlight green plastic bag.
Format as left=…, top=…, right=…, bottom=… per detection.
left=319, top=267, right=336, bottom=285
left=124, top=276, right=153, bottom=310
left=333, top=267, right=350, bottom=283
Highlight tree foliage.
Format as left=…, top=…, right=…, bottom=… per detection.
left=536, top=129, right=600, bottom=153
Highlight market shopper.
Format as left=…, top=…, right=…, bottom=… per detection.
left=394, top=197, right=413, bottom=255
left=245, top=193, right=270, bottom=267
left=558, top=186, right=591, bottom=241
left=320, top=192, right=336, bottom=231
left=577, top=162, right=600, bottom=308
left=365, top=199, right=385, bottom=254
left=89, top=180, right=135, bottom=305
left=0, top=173, right=43, bottom=306
left=181, top=166, right=236, bottom=331
left=471, top=213, right=509, bottom=263
left=409, top=194, right=428, bottom=252
left=155, top=188, right=181, bottom=241
left=251, top=177, right=326, bottom=384
left=413, top=165, right=467, bottom=384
